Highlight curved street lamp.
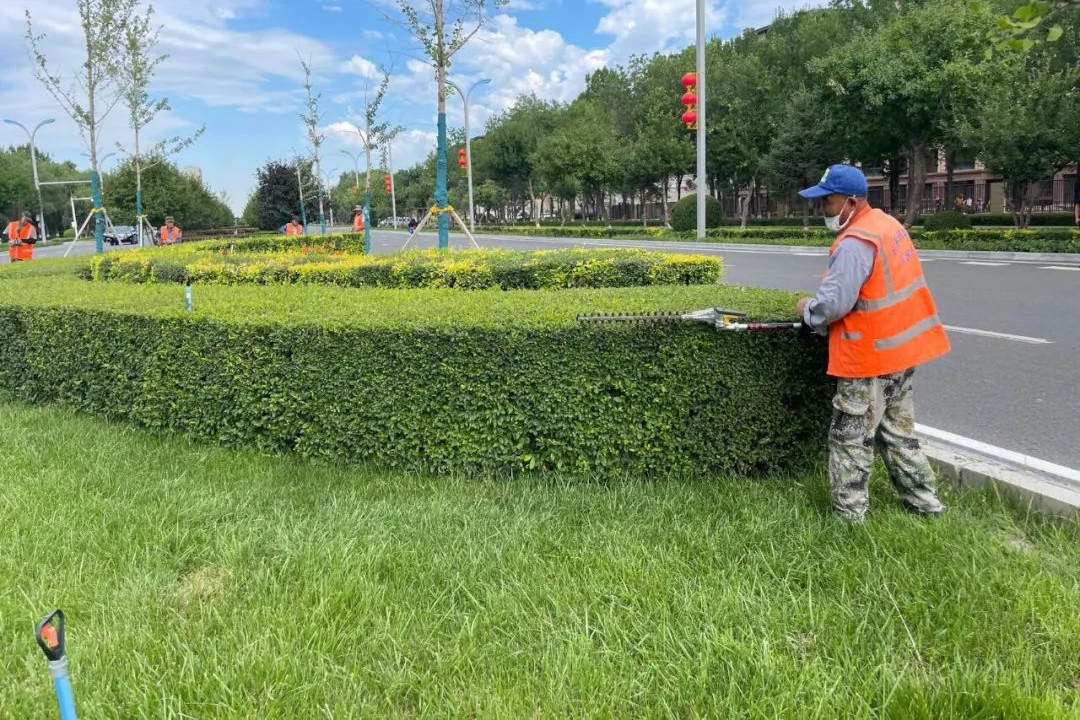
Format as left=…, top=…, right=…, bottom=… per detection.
left=446, top=78, right=491, bottom=232
left=4, top=117, right=56, bottom=238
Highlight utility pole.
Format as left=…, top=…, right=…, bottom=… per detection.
left=695, top=0, right=706, bottom=240
left=340, top=149, right=361, bottom=191
left=386, top=141, right=398, bottom=229
left=4, top=118, right=55, bottom=240
left=447, top=78, right=491, bottom=233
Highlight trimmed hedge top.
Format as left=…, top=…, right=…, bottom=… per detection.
left=82, top=247, right=725, bottom=291
left=0, top=275, right=794, bottom=330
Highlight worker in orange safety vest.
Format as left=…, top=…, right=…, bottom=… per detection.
left=6, top=211, right=38, bottom=262
left=352, top=205, right=365, bottom=233
left=284, top=214, right=305, bottom=236
left=796, top=164, right=951, bottom=523
left=159, top=216, right=182, bottom=245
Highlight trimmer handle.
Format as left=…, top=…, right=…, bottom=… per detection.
left=36, top=609, right=66, bottom=662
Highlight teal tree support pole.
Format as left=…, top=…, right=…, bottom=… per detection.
left=435, top=112, right=450, bottom=250
left=91, top=170, right=104, bottom=254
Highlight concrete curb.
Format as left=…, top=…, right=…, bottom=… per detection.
left=921, top=436, right=1080, bottom=518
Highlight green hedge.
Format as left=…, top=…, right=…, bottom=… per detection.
left=968, top=213, right=1077, bottom=227
left=83, top=249, right=724, bottom=290
left=922, top=211, right=972, bottom=231
left=0, top=278, right=829, bottom=478
left=670, top=194, right=723, bottom=232
left=482, top=225, right=669, bottom=239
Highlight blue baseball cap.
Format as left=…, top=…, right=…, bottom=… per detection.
left=798, top=164, right=868, bottom=199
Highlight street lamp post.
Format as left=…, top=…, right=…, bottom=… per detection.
left=695, top=0, right=706, bottom=240
left=4, top=117, right=56, bottom=240
left=386, top=141, right=398, bottom=229
left=446, top=78, right=491, bottom=233
left=340, top=149, right=361, bottom=191
left=97, top=152, right=117, bottom=194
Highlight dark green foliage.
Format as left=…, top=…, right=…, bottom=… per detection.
left=102, top=159, right=234, bottom=230
left=670, top=194, right=723, bottom=232
left=249, top=160, right=321, bottom=231
left=0, top=278, right=829, bottom=479
left=922, top=211, right=973, bottom=231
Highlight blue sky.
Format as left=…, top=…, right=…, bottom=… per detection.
left=1, top=0, right=817, bottom=214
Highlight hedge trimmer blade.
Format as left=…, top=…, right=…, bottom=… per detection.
left=577, top=307, right=802, bottom=332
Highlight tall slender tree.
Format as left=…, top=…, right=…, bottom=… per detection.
left=299, top=57, right=327, bottom=236
left=398, top=0, right=502, bottom=248
left=27, top=0, right=138, bottom=252
left=117, top=2, right=204, bottom=245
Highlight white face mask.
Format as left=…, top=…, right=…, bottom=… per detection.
left=824, top=197, right=857, bottom=232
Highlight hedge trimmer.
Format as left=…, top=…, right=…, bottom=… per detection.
left=577, top=307, right=802, bottom=332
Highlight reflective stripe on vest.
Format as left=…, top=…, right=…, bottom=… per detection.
left=827, top=207, right=950, bottom=378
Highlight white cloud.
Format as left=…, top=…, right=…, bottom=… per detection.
left=322, top=5, right=343, bottom=12
left=363, top=29, right=386, bottom=40
left=382, top=13, right=610, bottom=132
left=727, top=0, right=826, bottom=29
left=341, top=55, right=380, bottom=78
left=593, top=0, right=726, bottom=61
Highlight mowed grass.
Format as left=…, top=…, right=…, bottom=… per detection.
left=2, top=402, right=1079, bottom=718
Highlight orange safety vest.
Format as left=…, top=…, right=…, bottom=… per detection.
left=827, top=207, right=951, bottom=378
left=352, top=213, right=365, bottom=232
left=159, top=225, right=182, bottom=244
left=285, top=222, right=304, bottom=237
left=6, top=220, right=37, bottom=261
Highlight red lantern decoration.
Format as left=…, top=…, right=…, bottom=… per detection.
left=384, top=174, right=393, bottom=193
left=458, top=148, right=467, bottom=168
left=682, top=110, right=698, bottom=127
left=681, top=72, right=697, bottom=89
left=681, top=91, right=697, bottom=107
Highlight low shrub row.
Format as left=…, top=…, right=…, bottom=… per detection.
left=476, top=223, right=1080, bottom=253
left=483, top=225, right=669, bottom=239
left=915, top=228, right=1080, bottom=252
left=0, top=277, right=829, bottom=478
left=482, top=212, right=1079, bottom=229
left=83, top=248, right=724, bottom=290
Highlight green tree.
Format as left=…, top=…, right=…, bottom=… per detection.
left=27, top=0, right=139, bottom=251
left=968, top=59, right=1078, bottom=227
left=481, top=95, right=560, bottom=226
left=247, top=160, right=319, bottom=231
left=102, top=160, right=232, bottom=230
left=816, top=1, right=996, bottom=226
left=0, top=146, right=88, bottom=235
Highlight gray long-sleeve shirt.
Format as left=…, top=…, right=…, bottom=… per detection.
left=802, top=237, right=876, bottom=336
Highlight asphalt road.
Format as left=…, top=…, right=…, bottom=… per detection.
left=371, top=228, right=1080, bottom=471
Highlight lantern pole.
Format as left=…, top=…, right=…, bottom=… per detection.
left=695, top=0, right=706, bottom=240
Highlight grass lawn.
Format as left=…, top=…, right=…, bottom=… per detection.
left=2, top=401, right=1079, bottom=718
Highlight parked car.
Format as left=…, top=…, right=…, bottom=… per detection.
left=104, top=225, right=138, bottom=245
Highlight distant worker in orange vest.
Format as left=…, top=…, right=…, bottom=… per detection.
left=796, top=165, right=950, bottom=522
left=285, top=214, right=304, bottom=236
left=6, top=211, right=38, bottom=262
left=159, top=216, right=182, bottom=245
left=352, top=205, right=365, bottom=233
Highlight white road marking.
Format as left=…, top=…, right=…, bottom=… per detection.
left=961, top=261, right=1009, bottom=266
left=1040, top=265, right=1080, bottom=271
left=944, top=325, right=1053, bottom=344
left=917, top=424, right=1080, bottom=485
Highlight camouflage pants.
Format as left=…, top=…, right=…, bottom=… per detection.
left=829, top=368, right=945, bottom=521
